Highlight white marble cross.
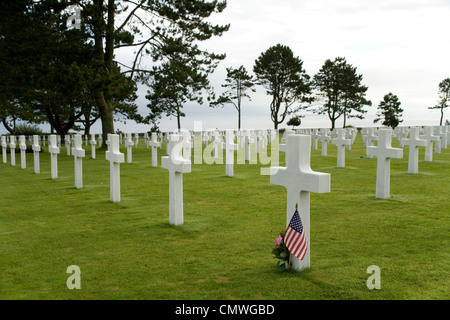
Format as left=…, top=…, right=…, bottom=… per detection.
left=436, top=126, right=447, bottom=150
left=270, top=134, right=331, bottom=271
left=363, top=127, right=378, bottom=148
left=134, top=133, right=139, bottom=148
left=365, top=128, right=378, bottom=158
left=318, top=128, right=331, bottom=156
left=72, top=135, right=85, bottom=189
left=10, top=135, right=16, bottom=166
left=401, top=127, right=427, bottom=174
left=148, top=132, right=161, bottom=167
left=420, top=126, right=440, bottom=162
left=366, top=129, right=403, bottom=199
left=144, top=132, right=149, bottom=148
left=90, top=134, right=97, bottom=159
left=125, top=133, right=134, bottom=163
left=161, top=134, right=191, bottom=226
left=212, top=130, right=221, bottom=159
left=32, top=135, right=41, bottom=174
left=19, top=135, right=27, bottom=169
left=48, top=135, right=60, bottom=179
left=224, top=129, right=238, bottom=177
left=332, top=129, right=351, bottom=168
left=244, top=131, right=254, bottom=162
left=106, top=134, right=125, bottom=202
left=1, top=136, right=7, bottom=163
left=65, top=135, right=71, bottom=156
left=182, top=131, right=192, bottom=161
left=311, top=129, right=319, bottom=150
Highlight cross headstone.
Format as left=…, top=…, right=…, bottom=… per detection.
left=48, top=135, right=60, bottom=179
left=270, top=134, right=331, bottom=271
left=65, top=135, right=71, bottom=156
left=148, top=132, right=161, bottom=167
left=90, top=134, right=97, bottom=159
left=244, top=131, right=254, bottom=162
left=72, top=135, right=85, bottom=189
left=134, top=133, right=139, bottom=148
left=182, top=131, right=192, bottom=161
left=318, top=128, right=331, bottom=156
left=212, top=131, right=221, bottom=159
left=19, top=135, right=27, bottom=169
left=332, top=129, right=351, bottom=168
left=311, top=129, right=319, bottom=150
left=224, top=129, right=238, bottom=177
left=436, top=126, right=447, bottom=150
left=446, top=125, right=450, bottom=148
left=144, top=132, right=149, bottom=148
left=401, top=127, right=427, bottom=174
left=366, top=129, right=403, bottom=199
left=1, top=136, right=7, bottom=163
left=161, top=134, right=191, bottom=226
left=365, top=128, right=378, bottom=158
left=420, top=126, right=440, bottom=162
left=363, top=127, right=378, bottom=148
left=106, top=134, right=125, bottom=202
left=10, top=135, right=16, bottom=166
left=32, top=135, right=41, bottom=174
left=125, top=133, right=134, bottom=163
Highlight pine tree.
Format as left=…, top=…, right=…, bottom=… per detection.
left=374, top=93, right=403, bottom=129
left=253, top=44, right=312, bottom=129
left=428, top=78, right=450, bottom=126
left=210, top=66, right=255, bottom=129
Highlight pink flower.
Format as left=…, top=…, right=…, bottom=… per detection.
left=275, top=235, right=282, bottom=247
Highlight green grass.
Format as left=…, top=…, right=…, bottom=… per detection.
left=0, top=133, right=449, bottom=300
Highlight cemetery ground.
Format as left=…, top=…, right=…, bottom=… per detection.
left=0, top=133, right=448, bottom=300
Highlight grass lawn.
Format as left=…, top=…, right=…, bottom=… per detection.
left=0, top=132, right=449, bottom=300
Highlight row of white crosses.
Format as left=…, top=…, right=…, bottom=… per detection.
left=2, top=127, right=448, bottom=274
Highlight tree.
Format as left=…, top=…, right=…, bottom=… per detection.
left=145, top=59, right=213, bottom=131
left=287, top=116, right=302, bottom=129
left=253, top=44, right=312, bottom=130
left=428, top=78, right=450, bottom=126
left=0, top=1, right=42, bottom=133
left=374, top=93, right=403, bottom=129
left=312, top=57, right=371, bottom=129
left=210, top=66, right=255, bottom=129
left=84, top=0, right=229, bottom=146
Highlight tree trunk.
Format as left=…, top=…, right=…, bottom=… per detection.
left=238, top=108, right=241, bottom=130
left=96, top=89, right=114, bottom=148
left=1, top=119, right=14, bottom=134
left=440, top=108, right=444, bottom=126
left=176, top=105, right=181, bottom=131
left=343, top=109, right=347, bottom=128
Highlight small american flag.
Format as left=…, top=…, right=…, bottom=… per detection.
left=284, top=208, right=307, bottom=260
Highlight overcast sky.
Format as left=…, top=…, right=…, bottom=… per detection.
left=118, top=0, right=450, bottom=133
left=5, top=0, right=449, bottom=134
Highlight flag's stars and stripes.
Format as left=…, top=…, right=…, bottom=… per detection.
left=284, top=209, right=307, bottom=260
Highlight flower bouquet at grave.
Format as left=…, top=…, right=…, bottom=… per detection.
left=271, top=232, right=291, bottom=272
